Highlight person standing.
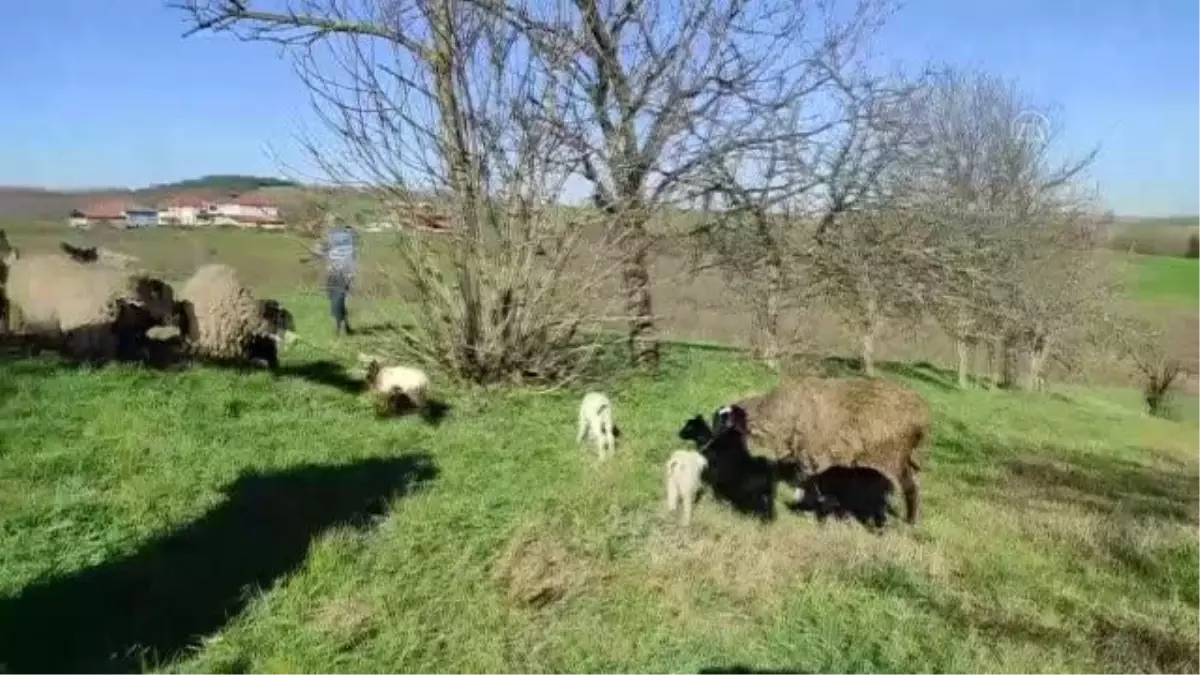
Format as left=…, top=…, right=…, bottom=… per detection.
left=313, top=218, right=359, bottom=336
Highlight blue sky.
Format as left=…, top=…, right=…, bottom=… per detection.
left=0, top=0, right=1195, bottom=216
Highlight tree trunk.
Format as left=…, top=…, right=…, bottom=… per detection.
left=999, top=331, right=1022, bottom=389
left=1025, top=332, right=1049, bottom=391
left=757, top=250, right=784, bottom=369
left=621, top=221, right=658, bottom=371
left=955, top=337, right=970, bottom=389
left=1000, top=329, right=1049, bottom=391
left=861, top=297, right=878, bottom=377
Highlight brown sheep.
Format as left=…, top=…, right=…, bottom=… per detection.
left=717, top=376, right=930, bottom=525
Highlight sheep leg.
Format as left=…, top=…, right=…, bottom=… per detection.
left=665, top=471, right=679, bottom=514
left=576, top=412, right=588, bottom=446
left=681, top=487, right=695, bottom=526
left=898, top=468, right=921, bottom=526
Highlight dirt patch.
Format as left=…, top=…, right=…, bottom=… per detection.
left=640, top=516, right=951, bottom=615
left=493, top=527, right=596, bottom=609
left=311, top=595, right=377, bottom=643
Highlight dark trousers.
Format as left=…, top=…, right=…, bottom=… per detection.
left=326, top=271, right=353, bottom=333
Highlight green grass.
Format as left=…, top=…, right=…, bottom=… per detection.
left=1126, top=253, right=1200, bottom=307
left=0, top=294, right=1197, bottom=673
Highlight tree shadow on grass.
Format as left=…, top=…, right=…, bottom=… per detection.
left=858, top=556, right=1200, bottom=673
left=699, top=666, right=813, bottom=674
left=0, top=454, right=439, bottom=674
left=348, top=321, right=402, bottom=336
left=1002, top=451, right=1199, bottom=523
left=938, top=421, right=1199, bottom=524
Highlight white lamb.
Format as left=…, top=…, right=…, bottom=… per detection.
left=665, top=450, right=708, bottom=526
left=359, top=353, right=429, bottom=416
left=576, top=391, right=616, bottom=459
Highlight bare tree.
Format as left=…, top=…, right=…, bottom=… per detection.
left=1103, top=306, right=1193, bottom=418
left=905, top=67, right=1104, bottom=390
left=680, top=4, right=926, bottom=372
left=174, top=0, right=624, bottom=385
left=491, top=0, right=895, bottom=371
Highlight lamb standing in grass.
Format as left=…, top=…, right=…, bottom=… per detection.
left=664, top=449, right=708, bottom=526
left=576, top=391, right=616, bottom=459
left=360, top=354, right=429, bottom=417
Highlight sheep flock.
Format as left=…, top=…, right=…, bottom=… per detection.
left=578, top=377, right=927, bottom=532
left=0, top=230, right=931, bottom=535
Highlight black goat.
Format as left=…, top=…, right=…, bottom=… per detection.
left=791, top=465, right=899, bottom=533
left=677, top=414, right=714, bottom=449
left=698, top=405, right=777, bottom=522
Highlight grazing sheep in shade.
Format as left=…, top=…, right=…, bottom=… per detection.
left=792, top=465, right=898, bottom=532
left=715, top=376, right=930, bottom=526
left=664, top=450, right=708, bottom=526
left=576, top=391, right=616, bottom=459
left=59, top=241, right=98, bottom=264
left=359, top=354, right=429, bottom=417
left=3, top=252, right=180, bottom=361
left=177, top=264, right=293, bottom=369
left=699, top=404, right=777, bottom=522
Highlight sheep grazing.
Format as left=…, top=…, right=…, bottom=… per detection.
left=698, top=404, right=777, bottom=522
left=3, top=251, right=180, bottom=361
left=59, top=241, right=99, bottom=264
left=791, top=465, right=898, bottom=532
left=664, top=449, right=708, bottom=526
left=359, top=354, right=429, bottom=417
left=576, top=391, right=616, bottom=459
left=177, top=264, right=294, bottom=370
left=257, top=299, right=296, bottom=345
left=716, top=376, right=930, bottom=526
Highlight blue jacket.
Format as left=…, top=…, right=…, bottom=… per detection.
left=322, top=226, right=358, bottom=276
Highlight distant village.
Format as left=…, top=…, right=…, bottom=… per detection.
left=68, top=191, right=287, bottom=230
left=66, top=190, right=454, bottom=234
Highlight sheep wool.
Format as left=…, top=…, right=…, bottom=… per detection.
left=4, top=252, right=170, bottom=359
left=362, top=356, right=429, bottom=415
left=576, top=391, right=615, bottom=459
left=664, top=449, right=707, bottom=526
left=179, top=263, right=271, bottom=362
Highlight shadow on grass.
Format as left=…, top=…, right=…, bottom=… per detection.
left=1003, top=452, right=1199, bottom=523
left=0, top=454, right=439, bottom=674
left=699, top=666, right=812, bottom=674
left=937, top=420, right=1199, bottom=523
left=348, top=321, right=402, bottom=336
left=859, top=558, right=1200, bottom=673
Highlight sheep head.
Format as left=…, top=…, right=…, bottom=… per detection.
left=677, top=415, right=713, bottom=447
left=712, top=404, right=750, bottom=437
left=257, top=298, right=297, bottom=345
left=130, top=276, right=178, bottom=326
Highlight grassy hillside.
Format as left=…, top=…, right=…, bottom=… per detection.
left=1127, top=254, right=1200, bottom=307
left=1108, top=217, right=1200, bottom=259
left=0, top=292, right=1196, bottom=672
